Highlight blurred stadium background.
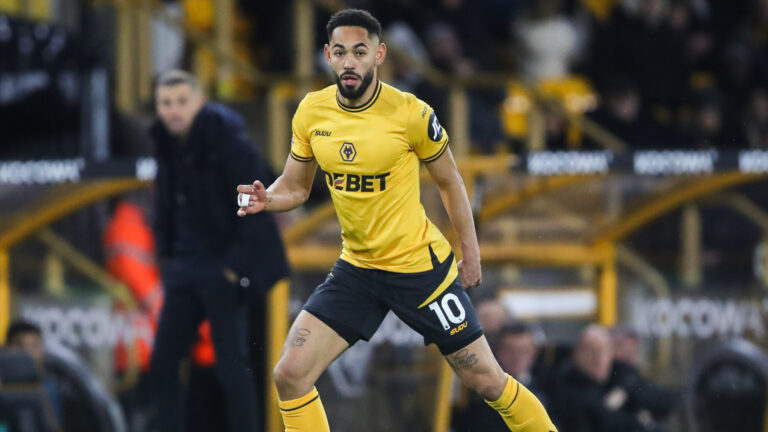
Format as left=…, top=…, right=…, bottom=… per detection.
left=1, top=0, right=768, bottom=431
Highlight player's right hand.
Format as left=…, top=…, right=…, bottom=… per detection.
left=236, top=180, right=267, bottom=216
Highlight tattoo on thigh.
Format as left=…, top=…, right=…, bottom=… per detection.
left=448, top=349, right=478, bottom=370
left=290, top=328, right=311, bottom=347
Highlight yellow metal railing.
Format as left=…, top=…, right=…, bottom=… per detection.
left=0, top=179, right=148, bottom=388
left=598, top=244, right=617, bottom=326
left=0, top=0, right=49, bottom=20
left=433, top=358, right=455, bottom=432
left=0, top=180, right=146, bottom=251
left=0, top=249, right=9, bottom=345
left=36, top=228, right=136, bottom=309
left=594, top=173, right=768, bottom=245
left=266, top=279, right=290, bottom=432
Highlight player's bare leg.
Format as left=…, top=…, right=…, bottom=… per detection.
left=446, top=336, right=558, bottom=432
left=273, top=310, right=349, bottom=431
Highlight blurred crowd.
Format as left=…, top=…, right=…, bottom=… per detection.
left=246, top=0, right=768, bottom=152
left=4, top=0, right=767, bottom=156
left=452, top=299, right=678, bottom=432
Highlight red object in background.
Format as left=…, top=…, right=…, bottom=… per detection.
left=192, top=322, right=216, bottom=367
left=105, top=201, right=215, bottom=371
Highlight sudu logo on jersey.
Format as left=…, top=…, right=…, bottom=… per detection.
left=324, top=171, right=390, bottom=192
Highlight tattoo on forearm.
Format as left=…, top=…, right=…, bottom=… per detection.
left=448, top=349, right=478, bottom=370
left=290, top=328, right=311, bottom=347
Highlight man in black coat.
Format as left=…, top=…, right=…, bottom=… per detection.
left=609, top=326, right=676, bottom=427
left=149, top=70, right=290, bottom=432
left=550, top=324, right=652, bottom=432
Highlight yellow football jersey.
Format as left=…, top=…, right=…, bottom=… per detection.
left=290, top=80, right=454, bottom=273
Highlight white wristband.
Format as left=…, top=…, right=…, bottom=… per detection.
left=238, top=193, right=251, bottom=207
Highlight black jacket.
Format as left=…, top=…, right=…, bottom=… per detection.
left=550, top=362, right=646, bottom=432
left=151, top=102, right=290, bottom=295
left=608, top=360, right=676, bottom=420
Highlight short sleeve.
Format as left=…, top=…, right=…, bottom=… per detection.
left=407, top=97, right=450, bottom=163
left=290, top=99, right=314, bottom=162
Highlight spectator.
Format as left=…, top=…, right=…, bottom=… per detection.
left=588, top=0, right=689, bottom=112
left=550, top=324, right=652, bottom=432
left=542, top=105, right=570, bottom=149
left=680, top=88, right=745, bottom=148
left=720, top=0, right=768, bottom=86
left=611, top=325, right=640, bottom=366
left=609, top=326, right=677, bottom=427
left=587, top=76, right=669, bottom=148
left=474, top=298, right=512, bottom=341
left=423, top=22, right=474, bottom=78
left=411, top=23, right=462, bottom=128
left=673, top=0, right=716, bottom=75
left=424, top=0, right=498, bottom=70
left=494, top=322, right=543, bottom=393
left=151, top=2, right=184, bottom=76
left=149, top=69, right=290, bottom=432
left=743, top=87, right=768, bottom=148
left=717, top=42, right=761, bottom=111
left=513, top=0, right=581, bottom=82
left=416, top=22, right=505, bottom=153
left=453, top=322, right=548, bottom=432
left=384, top=21, right=428, bottom=94
left=4, top=319, right=63, bottom=423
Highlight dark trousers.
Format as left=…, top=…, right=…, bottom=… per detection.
left=187, top=366, right=230, bottom=432
left=149, top=256, right=260, bottom=432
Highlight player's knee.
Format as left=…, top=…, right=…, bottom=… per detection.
left=273, top=359, right=309, bottom=391
left=467, top=372, right=507, bottom=401
left=272, top=362, right=293, bottom=388
left=474, top=381, right=504, bottom=401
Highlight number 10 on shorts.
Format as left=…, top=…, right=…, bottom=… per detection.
left=428, top=293, right=467, bottom=330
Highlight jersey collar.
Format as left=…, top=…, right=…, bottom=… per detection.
left=336, top=80, right=382, bottom=113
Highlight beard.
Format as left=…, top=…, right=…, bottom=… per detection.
left=335, top=67, right=375, bottom=101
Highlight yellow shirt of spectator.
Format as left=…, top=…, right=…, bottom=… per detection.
left=290, top=80, right=454, bottom=273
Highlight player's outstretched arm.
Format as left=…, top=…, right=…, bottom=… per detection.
left=425, top=147, right=481, bottom=288
left=237, top=156, right=318, bottom=216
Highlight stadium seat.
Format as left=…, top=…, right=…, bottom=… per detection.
left=0, top=349, right=61, bottom=432
left=502, top=76, right=598, bottom=147
left=687, top=339, right=768, bottom=432
left=0, top=349, right=41, bottom=383
left=43, top=344, right=127, bottom=432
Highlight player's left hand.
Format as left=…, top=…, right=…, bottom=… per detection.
left=458, top=247, right=482, bottom=288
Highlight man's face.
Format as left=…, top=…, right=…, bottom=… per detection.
left=155, top=83, right=204, bottom=137
left=575, top=334, right=613, bottom=383
left=496, top=333, right=538, bottom=379
left=325, top=26, right=385, bottom=100
left=476, top=300, right=509, bottom=336
left=612, top=333, right=640, bottom=365
left=8, top=332, right=44, bottom=363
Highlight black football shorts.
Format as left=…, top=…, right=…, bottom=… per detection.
left=303, top=249, right=483, bottom=355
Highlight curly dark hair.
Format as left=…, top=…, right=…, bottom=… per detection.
left=326, top=9, right=382, bottom=41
